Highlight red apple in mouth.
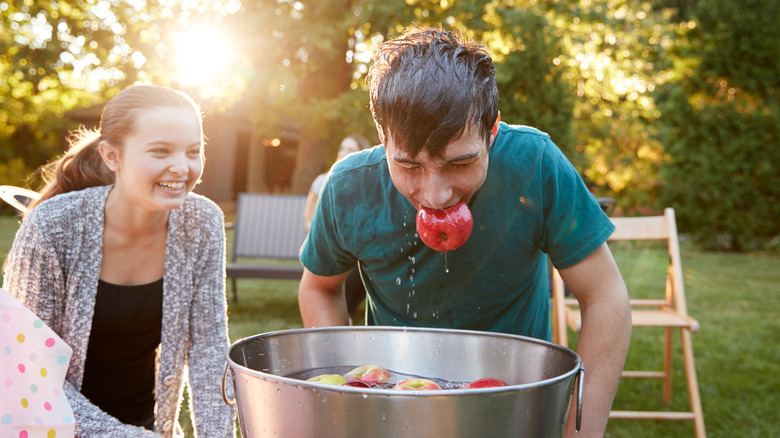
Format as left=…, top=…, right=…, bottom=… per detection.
left=306, top=374, right=348, bottom=386
left=392, top=378, right=442, bottom=390
left=344, top=364, right=391, bottom=385
left=460, top=377, right=508, bottom=389
left=416, top=201, right=473, bottom=252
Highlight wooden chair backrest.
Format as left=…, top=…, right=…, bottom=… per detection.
left=607, top=208, right=688, bottom=315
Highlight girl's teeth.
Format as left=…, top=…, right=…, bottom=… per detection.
left=159, top=182, right=185, bottom=190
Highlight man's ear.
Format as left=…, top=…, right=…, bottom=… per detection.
left=489, top=112, right=501, bottom=147
left=98, top=141, right=120, bottom=172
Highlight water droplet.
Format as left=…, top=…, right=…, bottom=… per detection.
left=276, top=388, right=281, bottom=394
left=395, top=277, right=402, bottom=285
left=413, top=312, right=417, bottom=318
left=362, top=393, right=368, bottom=399
left=382, top=414, right=387, bottom=421
left=444, top=252, right=449, bottom=273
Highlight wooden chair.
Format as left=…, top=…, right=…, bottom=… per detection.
left=226, top=193, right=308, bottom=302
left=551, top=208, right=705, bottom=437
left=0, top=185, right=40, bottom=214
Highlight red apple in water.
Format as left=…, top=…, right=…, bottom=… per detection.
left=460, top=377, right=508, bottom=389
left=344, top=364, right=391, bottom=385
left=416, top=201, right=473, bottom=252
left=392, top=378, right=442, bottom=390
left=306, top=374, right=347, bottom=386
left=343, top=380, right=371, bottom=388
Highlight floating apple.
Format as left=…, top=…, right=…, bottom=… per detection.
left=460, top=377, right=508, bottom=389
left=343, top=380, right=371, bottom=388
left=392, top=378, right=442, bottom=390
left=344, top=364, right=391, bottom=385
left=416, top=201, right=473, bottom=252
left=306, top=374, right=347, bottom=386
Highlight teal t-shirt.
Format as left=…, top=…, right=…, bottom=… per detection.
left=301, top=123, right=614, bottom=340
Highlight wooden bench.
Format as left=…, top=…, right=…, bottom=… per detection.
left=226, top=193, right=308, bottom=302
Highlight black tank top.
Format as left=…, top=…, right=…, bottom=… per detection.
left=81, top=278, right=163, bottom=427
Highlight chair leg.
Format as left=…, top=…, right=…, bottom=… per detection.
left=231, top=277, right=238, bottom=303
left=663, top=327, right=673, bottom=404
left=680, top=328, right=706, bottom=438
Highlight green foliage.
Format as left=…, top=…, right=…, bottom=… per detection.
left=557, top=1, right=678, bottom=206
left=489, top=7, right=575, bottom=157
left=657, top=0, right=780, bottom=250
left=2, top=0, right=777, bottom=246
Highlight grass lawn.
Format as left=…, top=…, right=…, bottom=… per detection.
left=0, top=215, right=777, bottom=437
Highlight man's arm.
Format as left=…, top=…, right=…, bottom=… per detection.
left=298, top=268, right=352, bottom=327
left=558, top=243, right=631, bottom=438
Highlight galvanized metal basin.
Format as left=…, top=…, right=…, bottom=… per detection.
left=223, top=326, right=583, bottom=438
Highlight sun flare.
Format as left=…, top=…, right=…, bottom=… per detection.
left=176, top=26, right=233, bottom=88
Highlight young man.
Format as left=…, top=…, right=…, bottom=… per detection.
left=299, top=27, right=631, bottom=437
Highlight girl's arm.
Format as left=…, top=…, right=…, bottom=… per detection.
left=186, top=204, right=236, bottom=437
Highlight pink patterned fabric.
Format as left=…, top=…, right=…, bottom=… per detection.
left=0, top=288, right=75, bottom=438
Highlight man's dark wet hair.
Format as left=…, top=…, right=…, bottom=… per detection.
left=367, top=26, right=499, bottom=159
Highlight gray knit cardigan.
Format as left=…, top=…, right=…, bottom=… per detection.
left=3, top=185, right=236, bottom=437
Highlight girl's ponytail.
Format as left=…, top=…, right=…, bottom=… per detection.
left=29, top=129, right=114, bottom=212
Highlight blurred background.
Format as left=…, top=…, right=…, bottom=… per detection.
left=0, top=0, right=777, bottom=251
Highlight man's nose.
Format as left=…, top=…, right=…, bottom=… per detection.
left=420, top=169, right=453, bottom=210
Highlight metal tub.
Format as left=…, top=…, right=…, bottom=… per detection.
left=223, top=326, right=583, bottom=438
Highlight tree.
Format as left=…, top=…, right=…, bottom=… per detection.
left=0, top=0, right=242, bottom=188
left=656, top=0, right=780, bottom=250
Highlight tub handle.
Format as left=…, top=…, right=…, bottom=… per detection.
left=221, top=363, right=236, bottom=405
left=575, top=366, right=584, bottom=431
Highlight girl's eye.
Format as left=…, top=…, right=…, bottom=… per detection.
left=187, top=149, right=202, bottom=157
left=403, top=166, right=422, bottom=173
left=451, top=163, right=469, bottom=170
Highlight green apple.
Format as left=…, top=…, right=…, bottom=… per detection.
left=306, top=374, right=347, bottom=386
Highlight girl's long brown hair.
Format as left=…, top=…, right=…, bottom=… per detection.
left=29, top=84, right=201, bottom=214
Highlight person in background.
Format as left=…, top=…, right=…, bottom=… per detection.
left=304, top=134, right=372, bottom=315
left=298, top=27, right=631, bottom=437
left=3, top=84, right=236, bottom=437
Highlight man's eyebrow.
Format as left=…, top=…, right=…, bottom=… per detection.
left=446, top=151, right=481, bottom=162
left=393, top=155, right=422, bottom=165
left=392, top=151, right=481, bottom=165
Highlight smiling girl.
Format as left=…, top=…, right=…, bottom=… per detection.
left=3, top=84, right=235, bottom=437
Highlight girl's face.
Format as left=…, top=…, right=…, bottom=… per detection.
left=337, top=137, right=362, bottom=161
left=102, top=106, right=204, bottom=212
